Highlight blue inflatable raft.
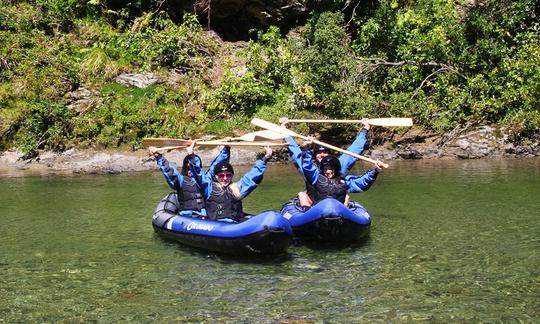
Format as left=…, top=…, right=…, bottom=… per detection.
left=280, top=198, right=371, bottom=241
left=152, top=193, right=293, bottom=255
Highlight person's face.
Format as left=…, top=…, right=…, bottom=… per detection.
left=315, top=150, right=328, bottom=162
left=216, top=171, right=233, bottom=186
left=323, top=167, right=335, bottom=179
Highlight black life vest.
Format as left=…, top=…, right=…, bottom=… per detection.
left=177, top=177, right=205, bottom=212
left=205, top=183, right=243, bottom=221
left=308, top=175, right=348, bottom=203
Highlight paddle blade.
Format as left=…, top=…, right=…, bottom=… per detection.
left=250, top=118, right=298, bottom=137
left=142, top=138, right=192, bottom=148
left=367, top=118, right=413, bottom=127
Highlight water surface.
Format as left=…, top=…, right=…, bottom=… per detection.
left=1, top=159, right=539, bottom=322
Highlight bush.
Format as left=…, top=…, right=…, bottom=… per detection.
left=14, top=100, right=73, bottom=154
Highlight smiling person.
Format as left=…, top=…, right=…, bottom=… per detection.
left=188, top=144, right=273, bottom=222
left=301, top=151, right=385, bottom=206
left=148, top=141, right=230, bottom=217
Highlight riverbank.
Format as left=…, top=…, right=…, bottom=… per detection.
left=1, top=125, right=538, bottom=177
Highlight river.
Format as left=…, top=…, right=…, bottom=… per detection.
left=1, top=159, right=539, bottom=322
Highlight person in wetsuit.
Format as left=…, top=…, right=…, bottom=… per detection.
left=301, top=151, right=384, bottom=206
left=279, top=117, right=373, bottom=209
left=188, top=144, right=273, bottom=222
left=148, top=142, right=230, bottom=217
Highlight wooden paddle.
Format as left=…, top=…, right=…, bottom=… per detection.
left=251, top=118, right=389, bottom=168
left=283, top=117, right=413, bottom=127
left=227, top=130, right=288, bottom=142
left=152, top=145, right=187, bottom=153
left=142, top=138, right=192, bottom=148
left=196, top=140, right=287, bottom=147
left=144, top=138, right=286, bottom=150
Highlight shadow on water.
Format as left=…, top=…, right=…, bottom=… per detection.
left=293, top=236, right=372, bottom=252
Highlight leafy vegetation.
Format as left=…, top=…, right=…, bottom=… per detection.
left=0, top=0, right=538, bottom=155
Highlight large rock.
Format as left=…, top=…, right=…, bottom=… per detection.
left=66, top=87, right=102, bottom=114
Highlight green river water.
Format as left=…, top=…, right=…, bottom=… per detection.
left=1, top=159, right=539, bottom=322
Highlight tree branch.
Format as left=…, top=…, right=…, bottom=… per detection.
left=411, top=67, right=450, bottom=99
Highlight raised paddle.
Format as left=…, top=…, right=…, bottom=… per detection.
left=226, top=130, right=288, bottom=142
left=283, top=117, right=413, bottom=127
left=152, top=145, right=188, bottom=153
left=251, top=118, right=389, bottom=168
left=143, top=130, right=286, bottom=149
left=142, top=138, right=192, bottom=148
left=144, top=138, right=287, bottom=150
left=196, top=140, right=287, bottom=147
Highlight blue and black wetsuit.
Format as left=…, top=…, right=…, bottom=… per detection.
left=189, top=156, right=270, bottom=222
left=155, top=147, right=230, bottom=216
left=301, top=150, right=378, bottom=204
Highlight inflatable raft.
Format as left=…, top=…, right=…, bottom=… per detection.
left=152, top=193, right=293, bottom=255
left=280, top=198, right=371, bottom=241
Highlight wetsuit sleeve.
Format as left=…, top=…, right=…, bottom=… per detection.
left=156, top=155, right=184, bottom=190
left=345, top=169, right=379, bottom=192
left=301, top=150, right=320, bottom=186
left=205, top=146, right=230, bottom=178
left=235, top=160, right=268, bottom=199
left=188, top=154, right=212, bottom=199
left=339, top=129, right=368, bottom=176
left=285, top=136, right=305, bottom=176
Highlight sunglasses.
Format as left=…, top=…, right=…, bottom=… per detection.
left=216, top=172, right=233, bottom=180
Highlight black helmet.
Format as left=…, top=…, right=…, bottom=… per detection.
left=214, top=160, right=234, bottom=175
left=320, top=155, right=341, bottom=176
left=313, top=144, right=330, bottom=156
left=182, top=154, right=202, bottom=176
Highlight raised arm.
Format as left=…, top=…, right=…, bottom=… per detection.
left=339, top=120, right=370, bottom=176
left=186, top=144, right=213, bottom=200
left=301, top=149, right=320, bottom=186
left=206, top=145, right=230, bottom=179
left=233, top=146, right=273, bottom=199
left=148, top=146, right=184, bottom=190
left=345, top=160, right=384, bottom=192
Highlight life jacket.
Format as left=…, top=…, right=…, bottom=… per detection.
left=205, top=183, right=243, bottom=221
left=308, top=175, right=348, bottom=203
left=177, top=177, right=205, bottom=212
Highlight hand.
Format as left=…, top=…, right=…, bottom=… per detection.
left=263, top=145, right=273, bottom=161
left=360, top=118, right=371, bottom=131
left=302, top=135, right=314, bottom=147
left=279, top=117, right=289, bottom=127
left=186, top=140, right=196, bottom=155
left=374, top=160, right=385, bottom=171
left=148, top=146, right=161, bottom=158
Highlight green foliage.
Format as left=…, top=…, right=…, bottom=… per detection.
left=203, top=27, right=290, bottom=119
left=1, top=0, right=539, bottom=154
left=77, top=13, right=216, bottom=79
left=72, top=84, right=199, bottom=148
left=292, top=12, right=355, bottom=109
left=14, top=100, right=73, bottom=154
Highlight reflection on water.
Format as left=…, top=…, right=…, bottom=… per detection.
left=0, top=159, right=539, bottom=322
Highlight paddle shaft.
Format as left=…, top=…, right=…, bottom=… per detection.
left=309, top=138, right=387, bottom=168
left=149, top=141, right=285, bottom=152
left=154, top=145, right=185, bottom=153
left=285, top=117, right=413, bottom=127
left=251, top=118, right=388, bottom=168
